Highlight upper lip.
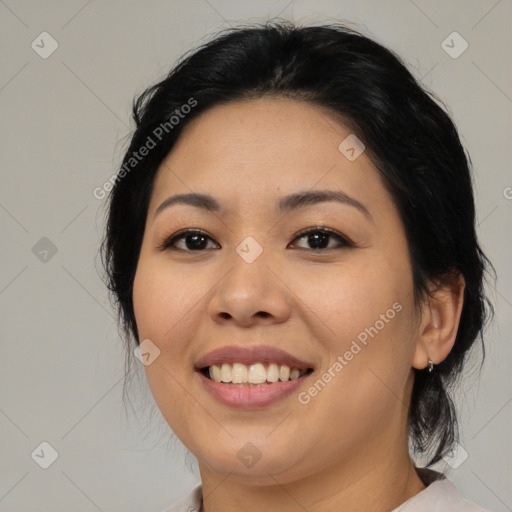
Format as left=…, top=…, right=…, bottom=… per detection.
left=195, top=345, right=314, bottom=371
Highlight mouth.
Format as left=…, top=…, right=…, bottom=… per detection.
left=194, top=345, right=315, bottom=408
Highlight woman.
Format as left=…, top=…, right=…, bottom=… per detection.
left=101, top=20, right=495, bottom=512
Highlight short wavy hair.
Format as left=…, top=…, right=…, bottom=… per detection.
left=101, top=20, right=495, bottom=466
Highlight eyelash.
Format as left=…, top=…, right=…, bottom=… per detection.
left=158, top=227, right=354, bottom=253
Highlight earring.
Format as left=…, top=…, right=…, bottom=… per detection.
left=427, top=359, right=434, bottom=373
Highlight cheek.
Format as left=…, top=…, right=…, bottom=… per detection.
left=132, top=256, right=202, bottom=348
left=132, top=258, right=203, bottom=437
left=291, top=250, right=416, bottom=416
left=290, top=251, right=413, bottom=351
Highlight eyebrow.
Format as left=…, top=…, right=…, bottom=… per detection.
left=153, top=190, right=372, bottom=220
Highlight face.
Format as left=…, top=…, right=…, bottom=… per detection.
left=132, top=97, right=421, bottom=484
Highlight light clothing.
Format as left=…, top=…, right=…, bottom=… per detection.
left=160, top=468, right=492, bottom=512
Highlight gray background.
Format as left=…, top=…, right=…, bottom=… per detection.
left=1, top=1, right=511, bottom=511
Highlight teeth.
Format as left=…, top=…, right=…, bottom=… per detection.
left=209, top=364, right=222, bottom=382
left=206, top=363, right=308, bottom=384
left=248, top=363, right=267, bottom=384
left=267, top=363, right=279, bottom=382
left=220, top=363, right=232, bottom=382
left=232, top=363, right=248, bottom=383
left=279, top=365, right=290, bottom=381
left=290, top=368, right=301, bottom=380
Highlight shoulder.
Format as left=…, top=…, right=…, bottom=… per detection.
left=393, top=468, right=494, bottom=512
left=158, top=484, right=202, bottom=512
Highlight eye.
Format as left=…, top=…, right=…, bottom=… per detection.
left=158, top=227, right=353, bottom=253
left=158, top=229, right=220, bottom=252
left=288, top=227, right=353, bottom=251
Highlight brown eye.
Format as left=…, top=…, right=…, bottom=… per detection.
left=159, top=230, right=220, bottom=251
left=289, top=227, right=353, bottom=251
left=159, top=227, right=353, bottom=253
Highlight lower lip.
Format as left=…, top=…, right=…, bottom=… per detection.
left=197, top=371, right=312, bottom=409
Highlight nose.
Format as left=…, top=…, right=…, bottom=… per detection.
left=207, top=252, right=291, bottom=328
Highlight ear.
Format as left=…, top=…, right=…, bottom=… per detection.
left=412, top=272, right=466, bottom=370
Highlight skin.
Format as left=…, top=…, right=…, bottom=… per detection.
left=132, top=97, right=465, bottom=512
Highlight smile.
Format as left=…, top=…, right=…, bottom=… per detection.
left=195, top=345, right=315, bottom=408
left=204, top=362, right=311, bottom=384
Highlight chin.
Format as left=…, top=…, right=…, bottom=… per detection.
left=195, top=439, right=308, bottom=482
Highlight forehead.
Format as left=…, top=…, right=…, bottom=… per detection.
left=149, top=97, right=392, bottom=219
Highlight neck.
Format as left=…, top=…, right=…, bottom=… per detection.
left=198, top=445, right=426, bottom=512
